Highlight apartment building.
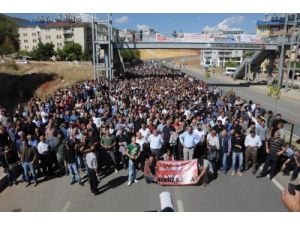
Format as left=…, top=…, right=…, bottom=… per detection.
left=256, top=14, right=300, bottom=43
left=200, top=49, right=243, bottom=67
left=18, top=21, right=92, bottom=52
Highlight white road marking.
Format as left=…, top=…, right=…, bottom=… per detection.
left=177, top=200, right=184, bottom=212
left=62, top=201, right=71, bottom=212
left=271, top=178, right=284, bottom=191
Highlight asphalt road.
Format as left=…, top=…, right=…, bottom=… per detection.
left=0, top=168, right=286, bottom=212
left=181, top=67, right=300, bottom=138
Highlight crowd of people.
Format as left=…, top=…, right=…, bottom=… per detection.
left=0, top=62, right=299, bottom=198
left=123, top=60, right=184, bottom=78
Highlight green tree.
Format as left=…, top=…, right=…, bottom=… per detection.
left=80, top=51, right=92, bottom=61
left=31, top=43, right=55, bottom=61
left=0, top=14, right=19, bottom=56
left=243, top=50, right=255, bottom=58
left=62, top=42, right=82, bottom=61
left=120, top=49, right=140, bottom=64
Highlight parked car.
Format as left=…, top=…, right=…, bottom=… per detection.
left=0, top=59, right=5, bottom=64
left=15, top=59, right=28, bottom=64
left=225, top=67, right=237, bottom=77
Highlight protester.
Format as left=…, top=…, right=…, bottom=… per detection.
left=179, top=126, right=200, bottom=161
left=86, top=146, right=99, bottom=195
left=197, top=158, right=215, bottom=186
left=219, top=129, right=231, bottom=174
left=163, top=149, right=175, bottom=161
left=244, top=130, right=262, bottom=175
left=3, top=146, right=18, bottom=186
left=231, top=131, right=244, bottom=176
left=282, top=150, right=300, bottom=181
left=144, top=154, right=158, bottom=183
left=257, top=131, right=285, bottom=180
left=63, top=140, right=84, bottom=186
left=147, top=129, right=163, bottom=160
left=126, top=136, right=141, bottom=186
left=20, top=142, right=38, bottom=187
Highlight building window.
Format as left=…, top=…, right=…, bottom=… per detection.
left=33, top=39, right=37, bottom=43
left=46, top=35, right=51, bottom=39
left=24, top=39, right=28, bottom=43
left=57, top=35, right=62, bottom=39
left=25, top=46, right=29, bottom=49
left=32, top=33, right=36, bottom=36
left=23, top=33, right=27, bottom=37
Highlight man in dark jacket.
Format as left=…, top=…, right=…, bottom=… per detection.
left=20, top=142, right=38, bottom=187
left=219, top=129, right=231, bottom=174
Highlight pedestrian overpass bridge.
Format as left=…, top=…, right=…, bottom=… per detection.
left=111, top=41, right=278, bottom=50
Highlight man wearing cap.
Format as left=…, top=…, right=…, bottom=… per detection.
left=244, top=130, right=262, bottom=174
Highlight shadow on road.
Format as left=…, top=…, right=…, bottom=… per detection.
left=98, top=176, right=128, bottom=195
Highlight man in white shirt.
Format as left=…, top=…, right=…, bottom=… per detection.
left=179, top=126, right=200, bottom=160
left=206, top=130, right=220, bottom=164
left=86, top=148, right=99, bottom=195
left=139, top=123, right=151, bottom=140
left=244, top=130, right=262, bottom=174
left=41, top=110, right=49, bottom=126
left=147, top=129, right=163, bottom=160
left=37, top=135, right=53, bottom=178
left=194, top=123, right=205, bottom=158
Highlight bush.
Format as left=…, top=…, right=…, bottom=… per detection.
left=120, top=49, right=140, bottom=64
left=62, top=42, right=82, bottom=61
left=67, top=53, right=77, bottom=61
left=225, top=61, right=237, bottom=68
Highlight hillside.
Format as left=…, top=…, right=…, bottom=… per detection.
left=0, top=61, right=92, bottom=110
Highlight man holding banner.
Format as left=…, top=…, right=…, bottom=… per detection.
left=197, top=158, right=215, bottom=186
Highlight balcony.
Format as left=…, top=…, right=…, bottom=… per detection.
left=63, top=29, right=73, bottom=34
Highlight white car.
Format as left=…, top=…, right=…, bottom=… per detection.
left=0, top=59, right=5, bottom=64
left=15, top=59, right=28, bottom=64
left=225, top=67, right=237, bottom=77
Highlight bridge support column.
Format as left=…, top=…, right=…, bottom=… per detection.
left=278, top=44, right=286, bottom=88
left=92, top=13, right=114, bottom=81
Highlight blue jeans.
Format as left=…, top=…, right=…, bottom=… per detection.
left=222, top=153, right=229, bottom=172
left=128, top=159, right=137, bottom=182
left=22, top=162, right=37, bottom=182
left=67, top=163, right=81, bottom=182
left=232, top=152, right=243, bottom=172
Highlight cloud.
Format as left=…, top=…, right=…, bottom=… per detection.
left=136, top=24, right=151, bottom=31
left=115, top=16, right=128, bottom=24
left=202, top=16, right=245, bottom=32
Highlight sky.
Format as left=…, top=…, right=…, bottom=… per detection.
left=5, top=13, right=268, bottom=35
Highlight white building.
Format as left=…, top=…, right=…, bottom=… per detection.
left=200, top=49, right=243, bottom=67
left=200, top=30, right=244, bottom=68
left=18, top=21, right=92, bottom=52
